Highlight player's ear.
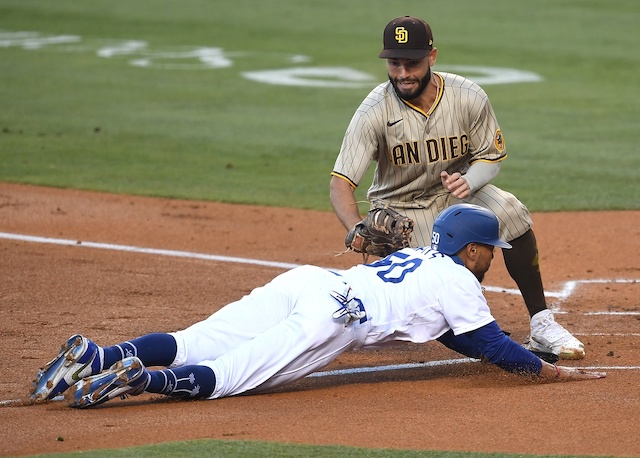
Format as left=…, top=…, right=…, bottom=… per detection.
left=457, top=243, right=478, bottom=272
left=467, top=243, right=478, bottom=258
left=428, top=48, right=438, bottom=66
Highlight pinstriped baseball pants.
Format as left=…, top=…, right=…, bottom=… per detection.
left=376, top=184, right=533, bottom=247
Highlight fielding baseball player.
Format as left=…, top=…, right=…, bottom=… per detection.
left=30, top=204, right=604, bottom=408
left=330, top=16, right=585, bottom=360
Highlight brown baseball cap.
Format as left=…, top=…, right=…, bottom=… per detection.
left=379, top=16, right=434, bottom=59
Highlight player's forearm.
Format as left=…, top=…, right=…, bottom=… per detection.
left=474, top=324, right=543, bottom=375
left=463, top=161, right=501, bottom=193
left=330, top=175, right=362, bottom=230
left=440, top=323, right=541, bottom=373
left=468, top=323, right=606, bottom=381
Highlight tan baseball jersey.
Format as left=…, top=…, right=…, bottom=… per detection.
left=332, top=71, right=532, bottom=246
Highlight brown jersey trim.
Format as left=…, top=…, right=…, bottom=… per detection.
left=469, top=155, right=508, bottom=165
left=330, top=171, right=358, bottom=189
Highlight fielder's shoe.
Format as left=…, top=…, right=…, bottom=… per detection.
left=66, top=356, right=149, bottom=408
left=30, top=334, right=100, bottom=403
left=528, top=309, right=585, bottom=360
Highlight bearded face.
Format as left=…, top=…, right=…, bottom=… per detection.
left=387, top=61, right=431, bottom=101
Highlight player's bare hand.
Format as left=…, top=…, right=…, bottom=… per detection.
left=542, top=361, right=606, bottom=381
left=440, top=171, right=471, bottom=199
left=557, top=365, right=606, bottom=380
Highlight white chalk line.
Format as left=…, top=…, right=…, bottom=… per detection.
left=1, top=231, right=637, bottom=311
left=483, top=279, right=638, bottom=302
left=0, top=231, right=300, bottom=270
left=308, top=359, right=640, bottom=376
left=1, top=231, right=639, bottom=406
left=309, top=357, right=478, bottom=377
left=3, top=358, right=637, bottom=406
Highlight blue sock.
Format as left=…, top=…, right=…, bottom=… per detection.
left=146, top=365, right=216, bottom=399
left=102, top=333, right=177, bottom=369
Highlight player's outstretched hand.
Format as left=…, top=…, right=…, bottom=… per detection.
left=541, top=361, right=606, bottom=380
left=557, top=365, right=606, bottom=380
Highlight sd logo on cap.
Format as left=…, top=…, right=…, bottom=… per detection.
left=379, top=16, right=434, bottom=59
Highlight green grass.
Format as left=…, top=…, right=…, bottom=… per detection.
left=27, top=438, right=615, bottom=458
left=1, top=0, right=638, bottom=211
left=0, top=1, right=637, bottom=455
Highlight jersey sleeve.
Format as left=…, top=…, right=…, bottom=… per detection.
left=465, top=86, right=507, bottom=164
left=331, top=91, right=385, bottom=187
left=439, top=269, right=495, bottom=335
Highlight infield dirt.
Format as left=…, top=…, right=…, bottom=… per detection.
left=1, top=183, right=639, bottom=457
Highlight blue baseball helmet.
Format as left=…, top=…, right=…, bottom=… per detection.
left=431, top=203, right=512, bottom=255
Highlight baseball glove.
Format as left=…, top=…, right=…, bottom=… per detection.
left=345, top=207, right=414, bottom=262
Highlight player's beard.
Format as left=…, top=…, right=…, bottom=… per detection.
left=389, top=67, right=431, bottom=101
left=472, top=251, right=493, bottom=283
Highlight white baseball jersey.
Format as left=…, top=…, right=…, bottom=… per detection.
left=171, top=247, right=495, bottom=398
left=332, top=72, right=532, bottom=245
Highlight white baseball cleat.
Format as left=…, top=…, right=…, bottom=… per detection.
left=66, top=356, right=149, bottom=408
left=30, top=334, right=99, bottom=403
left=528, top=309, right=585, bottom=360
